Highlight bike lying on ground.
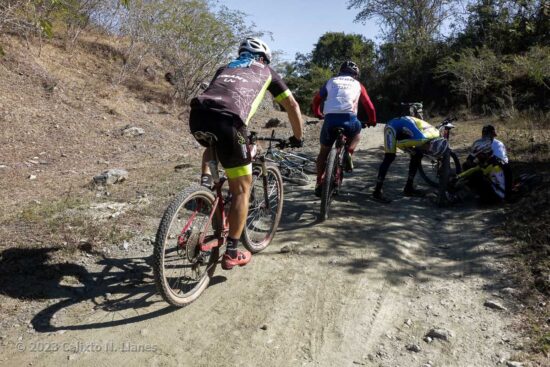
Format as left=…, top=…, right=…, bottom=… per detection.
left=263, top=130, right=316, bottom=186
left=153, top=132, right=286, bottom=307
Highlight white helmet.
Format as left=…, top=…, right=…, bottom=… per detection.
left=471, top=138, right=493, bottom=158
left=428, top=138, right=449, bottom=157
left=238, top=37, right=272, bottom=64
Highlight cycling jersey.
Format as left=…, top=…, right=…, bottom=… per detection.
left=191, top=56, right=291, bottom=126
left=311, top=75, right=376, bottom=123
left=492, top=139, right=508, bottom=164
left=384, top=116, right=440, bottom=154
left=458, top=162, right=505, bottom=199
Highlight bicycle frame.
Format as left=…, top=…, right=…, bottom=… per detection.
left=183, top=135, right=275, bottom=254
left=332, top=130, right=347, bottom=187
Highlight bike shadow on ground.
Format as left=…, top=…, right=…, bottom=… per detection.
left=0, top=246, right=227, bottom=332
left=275, top=147, right=516, bottom=293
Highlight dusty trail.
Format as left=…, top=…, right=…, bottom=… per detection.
left=1, top=125, right=523, bottom=367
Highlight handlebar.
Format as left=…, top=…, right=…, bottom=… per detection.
left=249, top=131, right=291, bottom=149
left=438, top=116, right=458, bottom=127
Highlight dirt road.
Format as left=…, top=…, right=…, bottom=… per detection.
left=1, top=125, right=525, bottom=366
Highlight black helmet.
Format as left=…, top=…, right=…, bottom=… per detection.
left=482, top=124, right=496, bottom=137
left=339, top=61, right=360, bottom=78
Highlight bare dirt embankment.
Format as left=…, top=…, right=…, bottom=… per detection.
left=0, top=33, right=547, bottom=366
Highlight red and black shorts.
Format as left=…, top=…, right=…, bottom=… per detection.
left=189, top=108, right=252, bottom=178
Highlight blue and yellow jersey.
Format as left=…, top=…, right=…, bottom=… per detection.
left=384, top=116, right=439, bottom=153
left=459, top=163, right=506, bottom=199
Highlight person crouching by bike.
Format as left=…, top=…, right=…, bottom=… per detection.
left=463, top=124, right=512, bottom=200
left=449, top=138, right=505, bottom=205
left=189, top=37, right=304, bottom=270
left=311, top=60, right=377, bottom=197
left=373, top=116, right=448, bottom=203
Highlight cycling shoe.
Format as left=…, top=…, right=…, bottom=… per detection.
left=372, top=190, right=392, bottom=204
left=221, top=250, right=251, bottom=270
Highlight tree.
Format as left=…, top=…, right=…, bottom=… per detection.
left=121, top=0, right=261, bottom=101
left=311, top=32, right=376, bottom=73
left=347, top=0, right=459, bottom=47
left=436, top=47, right=500, bottom=109
left=511, top=46, right=550, bottom=90
left=456, top=0, right=549, bottom=54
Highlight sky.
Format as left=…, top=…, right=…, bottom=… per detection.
left=221, top=0, right=380, bottom=61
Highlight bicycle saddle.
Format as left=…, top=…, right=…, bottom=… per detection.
left=193, top=131, right=218, bottom=146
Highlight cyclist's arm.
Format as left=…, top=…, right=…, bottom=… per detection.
left=279, top=94, right=303, bottom=140
left=359, top=84, right=376, bottom=125
left=311, top=83, right=327, bottom=119
left=311, top=91, right=324, bottom=119
left=493, top=139, right=509, bottom=164
left=268, top=67, right=303, bottom=140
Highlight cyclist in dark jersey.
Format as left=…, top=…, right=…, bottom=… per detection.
left=189, top=37, right=304, bottom=270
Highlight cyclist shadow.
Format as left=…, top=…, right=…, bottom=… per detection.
left=0, top=246, right=226, bottom=332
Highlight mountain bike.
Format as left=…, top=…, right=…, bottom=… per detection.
left=263, top=130, right=316, bottom=186
left=320, top=127, right=349, bottom=221
left=153, top=132, right=285, bottom=307
left=400, top=102, right=462, bottom=188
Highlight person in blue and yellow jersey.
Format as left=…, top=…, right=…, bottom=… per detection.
left=189, top=37, right=304, bottom=270
left=373, top=116, right=448, bottom=203
left=451, top=138, right=506, bottom=205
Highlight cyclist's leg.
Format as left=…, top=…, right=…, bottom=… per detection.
left=373, top=126, right=396, bottom=202
left=189, top=108, right=212, bottom=185
left=214, top=120, right=253, bottom=268
left=403, top=148, right=425, bottom=196
left=227, top=174, right=252, bottom=239
left=344, top=115, right=362, bottom=154
left=342, top=115, right=362, bottom=171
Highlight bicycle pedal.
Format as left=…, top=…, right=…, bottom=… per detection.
left=199, top=235, right=220, bottom=251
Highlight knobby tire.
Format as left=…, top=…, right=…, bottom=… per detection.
left=320, top=148, right=338, bottom=221
left=241, top=165, right=284, bottom=253
left=153, top=186, right=220, bottom=307
left=418, top=151, right=461, bottom=188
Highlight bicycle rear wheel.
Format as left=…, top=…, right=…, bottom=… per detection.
left=242, top=165, right=284, bottom=253
left=153, top=186, right=221, bottom=307
left=320, top=148, right=338, bottom=221
left=418, top=151, right=461, bottom=187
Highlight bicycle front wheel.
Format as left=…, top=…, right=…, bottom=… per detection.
left=242, top=165, right=284, bottom=253
left=320, top=148, right=338, bottom=221
left=437, top=149, right=451, bottom=207
left=418, top=151, right=461, bottom=187
left=153, top=186, right=221, bottom=307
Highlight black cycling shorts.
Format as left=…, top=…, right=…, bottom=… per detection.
left=189, top=108, right=252, bottom=178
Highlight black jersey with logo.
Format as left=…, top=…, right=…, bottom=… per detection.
left=191, top=60, right=291, bottom=126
